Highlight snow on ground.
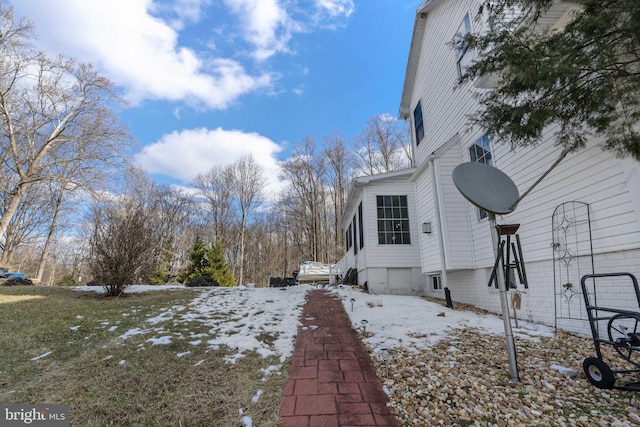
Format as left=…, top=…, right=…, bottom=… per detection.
left=74, top=284, right=554, bottom=361
left=70, top=283, right=560, bottom=426
left=329, top=285, right=555, bottom=353
left=74, top=284, right=313, bottom=366
left=73, top=284, right=185, bottom=293
left=179, top=285, right=312, bottom=364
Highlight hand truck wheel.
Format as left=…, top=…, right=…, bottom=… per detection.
left=583, top=357, right=615, bottom=389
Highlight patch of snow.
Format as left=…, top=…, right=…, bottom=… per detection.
left=72, top=284, right=185, bottom=293
left=177, top=351, right=191, bottom=358
left=146, top=336, right=172, bottom=345
left=70, top=325, right=80, bottom=331
left=119, top=360, right=126, bottom=365
left=108, top=326, right=118, bottom=332
left=31, top=351, right=52, bottom=361
left=119, top=328, right=149, bottom=340
left=332, top=287, right=555, bottom=353
left=251, top=389, right=263, bottom=403
left=550, top=364, right=576, bottom=375
left=181, top=285, right=312, bottom=364
left=241, top=416, right=252, bottom=427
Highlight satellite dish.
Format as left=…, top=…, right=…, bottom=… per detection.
left=452, top=162, right=519, bottom=215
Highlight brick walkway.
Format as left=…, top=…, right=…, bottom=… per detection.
left=279, top=289, right=400, bottom=427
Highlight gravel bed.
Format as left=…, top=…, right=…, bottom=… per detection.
left=367, top=322, right=640, bottom=426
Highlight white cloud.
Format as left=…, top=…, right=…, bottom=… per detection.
left=10, top=0, right=272, bottom=109
left=315, top=0, right=355, bottom=18
left=151, top=0, right=211, bottom=29
left=223, top=0, right=297, bottom=61
left=134, top=127, right=285, bottom=193
left=10, top=0, right=356, bottom=107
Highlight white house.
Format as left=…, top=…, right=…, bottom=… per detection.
left=340, top=0, right=640, bottom=335
left=337, top=168, right=425, bottom=295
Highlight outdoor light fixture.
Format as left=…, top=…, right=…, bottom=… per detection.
left=361, top=319, right=368, bottom=333
left=422, top=222, right=432, bottom=234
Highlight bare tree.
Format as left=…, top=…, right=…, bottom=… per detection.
left=0, top=6, right=130, bottom=257
left=279, top=138, right=328, bottom=262
left=324, top=132, right=355, bottom=260
left=354, top=114, right=412, bottom=175
left=229, top=154, right=266, bottom=286
left=194, top=165, right=235, bottom=247
left=0, top=182, right=51, bottom=267
left=151, top=184, right=195, bottom=279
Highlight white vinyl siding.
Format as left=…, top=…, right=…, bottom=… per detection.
left=337, top=170, right=423, bottom=293
left=411, top=0, right=481, bottom=167
left=437, top=148, right=477, bottom=270
left=495, top=139, right=640, bottom=262
left=415, top=168, right=441, bottom=273
left=363, top=181, right=420, bottom=268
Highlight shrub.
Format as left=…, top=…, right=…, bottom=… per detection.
left=58, top=269, right=81, bottom=287
left=89, top=202, right=160, bottom=296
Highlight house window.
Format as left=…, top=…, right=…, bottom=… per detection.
left=455, top=12, right=477, bottom=78
left=358, top=202, right=364, bottom=249
left=432, top=275, right=442, bottom=291
left=377, top=195, right=411, bottom=245
left=353, top=215, right=358, bottom=255
left=469, top=134, right=493, bottom=219
left=346, top=223, right=352, bottom=250
left=413, top=101, right=424, bottom=145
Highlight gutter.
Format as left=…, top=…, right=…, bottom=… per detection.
left=430, top=157, right=449, bottom=291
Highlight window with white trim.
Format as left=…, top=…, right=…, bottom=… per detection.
left=469, top=134, right=493, bottom=219
left=432, top=275, right=442, bottom=291
left=413, top=101, right=424, bottom=145
left=377, top=195, right=411, bottom=245
left=455, top=12, right=477, bottom=78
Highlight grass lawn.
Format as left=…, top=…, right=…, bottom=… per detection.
left=0, top=286, right=286, bottom=426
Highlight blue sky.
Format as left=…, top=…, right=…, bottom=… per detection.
left=9, top=0, right=419, bottom=192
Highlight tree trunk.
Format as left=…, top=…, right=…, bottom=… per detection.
left=36, top=192, right=64, bottom=283
left=0, top=186, right=25, bottom=263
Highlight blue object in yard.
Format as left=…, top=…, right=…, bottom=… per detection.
left=6, top=273, right=25, bottom=279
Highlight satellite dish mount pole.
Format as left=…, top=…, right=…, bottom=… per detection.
left=452, top=162, right=522, bottom=383
left=488, top=212, right=520, bottom=382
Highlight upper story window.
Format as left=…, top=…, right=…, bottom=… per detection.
left=469, top=135, right=493, bottom=219
left=469, top=134, right=492, bottom=165
left=377, top=195, right=411, bottom=245
left=413, top=101, right=424, bottom=145
left=455, top=12, right=477, bottom=78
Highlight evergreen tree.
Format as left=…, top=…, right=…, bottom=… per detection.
left=179, top=237, right=235, bottom=287
left=461, top=0, right=640, bottom=159
left=207, top=244, right=235, bottom=287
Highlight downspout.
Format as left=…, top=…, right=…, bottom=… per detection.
left=430, top=157, right=449, bottom=292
